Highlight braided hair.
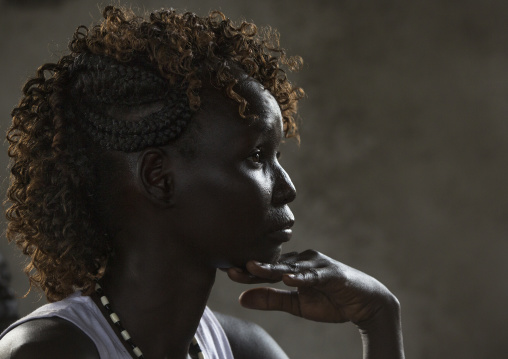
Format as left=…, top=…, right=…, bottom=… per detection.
left=5, top=5, right=304, bottom=302
left=69, top=53, right=193, bottom=152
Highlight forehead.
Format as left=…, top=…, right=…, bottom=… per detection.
left=192, top=76, right=283, bottom=144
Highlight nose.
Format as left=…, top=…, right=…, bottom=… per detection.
left=271, top=164, right=297, bottom=206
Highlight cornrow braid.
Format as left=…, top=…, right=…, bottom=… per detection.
left=69, top=53, right=194, bottom=152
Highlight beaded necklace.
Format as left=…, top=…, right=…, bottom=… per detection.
left=95, top=282, right=205, bottom=359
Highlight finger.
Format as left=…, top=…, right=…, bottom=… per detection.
left=238, top=252, right=299, bottom=281
left=244, top=262, right=287, bottom=281
left=280, top=249, right=324, bottom=262
left=239, top=287, right=302, bottom=318
left=245, top=258, right=320, bottom=281
left=225, top=267, right=279, bottom=284
left=282, top=268, right=323, bottom=288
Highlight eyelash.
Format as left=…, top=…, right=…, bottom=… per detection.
left=249, top=150, right=281, bottom=164
left=251, top=151, right=262, bottom=163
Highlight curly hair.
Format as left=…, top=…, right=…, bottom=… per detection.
left=5, top=5, right=304, bottom=302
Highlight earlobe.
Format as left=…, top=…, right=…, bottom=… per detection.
left=139, top=149, right=174, bottom=206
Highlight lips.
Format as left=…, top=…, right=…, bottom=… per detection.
left=266, top=217, right=295, bottom=243
left=266, top=228, right=292, bottom=242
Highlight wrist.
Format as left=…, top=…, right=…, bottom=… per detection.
left=356, top=293, right=400, bottom=332
left=356, top=294, right=405, bottom=359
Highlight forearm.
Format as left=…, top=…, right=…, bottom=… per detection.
left=357, top=296, right=405, bottom=359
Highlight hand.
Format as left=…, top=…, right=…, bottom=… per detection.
left=225, top=250, right=399, bottom=325
left=226, top=250, right=405, bottom=359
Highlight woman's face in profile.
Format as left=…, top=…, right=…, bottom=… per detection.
left=166, top=76, right=296, bottom=269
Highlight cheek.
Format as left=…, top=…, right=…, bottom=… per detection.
left=175, top=166, right=272, bottom=237
left=224, top=171, right=272, bottom=225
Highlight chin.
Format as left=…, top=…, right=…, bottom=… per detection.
left=245, top=247, right=283, bottom=266
left=263, top=250, right=282, bottom=264
left=215, top=249, right=282, bottom=270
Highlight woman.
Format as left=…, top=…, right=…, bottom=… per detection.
left=0, top=6, right=404, bottom=359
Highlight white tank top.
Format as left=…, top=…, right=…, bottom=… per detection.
left=0, top=292, right=234, bottom=359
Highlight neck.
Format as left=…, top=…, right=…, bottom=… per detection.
left=97, top=237, right=217, bottom=359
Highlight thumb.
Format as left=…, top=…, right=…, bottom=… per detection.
left=239, top=287, right=301, bottom=317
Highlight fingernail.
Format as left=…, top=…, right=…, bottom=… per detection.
left=253, top=261, right=266, bottom=267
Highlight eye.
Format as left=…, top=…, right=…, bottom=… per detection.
left=247, top=148, right=278, bottom=167
left=276, top=151, right=281, bottom=159
left=250, top=150, right=262, bottom=163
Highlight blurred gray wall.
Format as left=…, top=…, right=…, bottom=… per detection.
left=1, top=0, right=507, bottom=358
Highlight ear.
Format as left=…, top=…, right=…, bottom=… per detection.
left=139, top=148, right=174, bottom=206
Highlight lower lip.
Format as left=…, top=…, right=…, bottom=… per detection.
left=266, top=229, right=292, bottom=243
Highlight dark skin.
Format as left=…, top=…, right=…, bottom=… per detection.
left=0, top=72, right=404, bottom=359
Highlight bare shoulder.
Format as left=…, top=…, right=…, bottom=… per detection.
left=214, top=312, right=289, bottom=359
left=0, top=317, right=100, bottom=359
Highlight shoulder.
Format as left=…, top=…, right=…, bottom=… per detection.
left=214, top=312, right=289, bottom=359
left=0, top=317, right=100, bottom=359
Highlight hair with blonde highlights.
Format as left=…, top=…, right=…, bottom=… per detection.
left=5, top=5, right=304, bottom=302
